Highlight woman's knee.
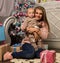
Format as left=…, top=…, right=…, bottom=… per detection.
left=22, top=43, right=35, bottom=51
left=25, top=52, right=35, bottom=59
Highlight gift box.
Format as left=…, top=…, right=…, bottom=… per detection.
left=10, top=43, right=22, bottom=52
left=10, top=46, right=21, bottom=52
left=0, top=43, right=10, bottom=61
left=0, top=26, right=5, bottom=41
left=56, top=0, right=60, bottom=1
left=0, top=22, right=2, bottom=26
left=40, top=50, right=56, bottom=63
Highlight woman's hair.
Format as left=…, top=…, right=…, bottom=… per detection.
left=34, top=6, right=50, bottom=31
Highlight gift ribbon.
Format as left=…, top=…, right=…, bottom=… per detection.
left=40, top=50, right=48, bottom=63
left=14, top=47, right=16, bottom=52
left=40, top=50, right=56, bottom=63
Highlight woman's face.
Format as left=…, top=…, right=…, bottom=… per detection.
left=35, top=9, right=43, bottom=20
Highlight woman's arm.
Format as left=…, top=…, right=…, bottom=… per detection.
left=27, top=22, right=49, bottom=39
left=38, top=23, right=49, bottom=39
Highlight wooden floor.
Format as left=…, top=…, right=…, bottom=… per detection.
left=0, top=61, right=14, bottom=63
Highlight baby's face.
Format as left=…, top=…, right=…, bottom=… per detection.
left=27, top=8, right=34, bottom=18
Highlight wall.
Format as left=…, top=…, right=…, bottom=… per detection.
left=0, top=1, right=60, bottom=49
left=37, top=1, right=60, bottom=49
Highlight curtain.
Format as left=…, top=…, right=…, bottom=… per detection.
left=0, top=0, right=15, bottom=16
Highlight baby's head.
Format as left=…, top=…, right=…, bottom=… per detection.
left=27, top=8, right=34, bottom=18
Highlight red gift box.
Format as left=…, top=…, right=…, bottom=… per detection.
left=0, top=22, right=2, bottom=26
left=56, top=0, right=60, bottom=1
left=40, top=50, right=56, bottom=63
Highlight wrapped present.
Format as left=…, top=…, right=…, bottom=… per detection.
left=0, top=43, right=10, bottom=61
left=40, top=50, right=56, bottom=63
left=56, top=0, right=60, bottom=1
left=0, top=22, right=2, bottom=26
left=0, top=26, right=5, bottom=41
left=10, top=46, right=21, bottom=52
left=10, top=43, right=22, bottom=52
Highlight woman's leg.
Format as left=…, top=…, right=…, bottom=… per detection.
left=35, top=48, right=43, bottom=58
left=11, top=43, right=35, bottom=59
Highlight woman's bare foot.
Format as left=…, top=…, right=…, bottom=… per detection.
left=3, top=52, right=13, bottom=61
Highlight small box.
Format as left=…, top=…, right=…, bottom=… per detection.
left=10, top=46, right=21, bottom=52
left=0, top=44, right=10, bottom=61
left=56, top=0, right=60, bottom=1
left=10, top=43, right=22, bottom=52
left=0, top=22, right=2, bottom=26
left=40, top=50, right=56, bottom=63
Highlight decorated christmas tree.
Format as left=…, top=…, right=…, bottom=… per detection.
left=11, top=0, right=35, bottom=37
left=12, top=0, right=35, bottom=21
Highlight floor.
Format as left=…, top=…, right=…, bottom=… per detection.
left=1, top=49, right=60, bottom=63
left=10, top=53, right=60, bottom=63
left=0, top=61, right=14, bottom=63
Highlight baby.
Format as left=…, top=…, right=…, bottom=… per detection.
left=21, top=8, right=40, bottom=44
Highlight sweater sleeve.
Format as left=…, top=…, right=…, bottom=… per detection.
left=21, top=18, right=28, bottom=31
left=38, top=22, right=49, bottom=39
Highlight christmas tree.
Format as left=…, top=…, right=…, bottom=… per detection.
left=11, top=0, right=35, bottom=37
left=12, top=0, right=35, bottom=20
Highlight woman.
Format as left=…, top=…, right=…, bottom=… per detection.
left=3, top=6, right=50, bottom=60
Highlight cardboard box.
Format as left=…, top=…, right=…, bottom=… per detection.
left=10, top=46, right=21, bottom=52
left=10, top=43, right=22, bottom=52
left=0, top=43, right=10, bottom=61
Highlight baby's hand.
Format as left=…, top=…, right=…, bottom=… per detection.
left=24, top=37, right=29, bottom=41
left=38, top=22, right=45, bottom=28
left=21, top=37, right=30, bottom=44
